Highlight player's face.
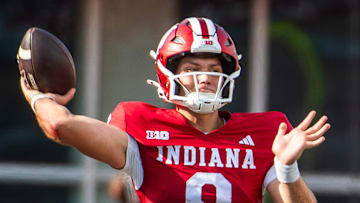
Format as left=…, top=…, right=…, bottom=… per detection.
left=175, top=56, right=223, bottom=95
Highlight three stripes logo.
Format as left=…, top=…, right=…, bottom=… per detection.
left=239, top=135, right=255, bottom=146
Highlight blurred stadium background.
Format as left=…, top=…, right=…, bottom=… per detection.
left=0, top=0, right=359, bottom=202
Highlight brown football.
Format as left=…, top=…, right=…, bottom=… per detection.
left=17, top=27, right=76, bottom=95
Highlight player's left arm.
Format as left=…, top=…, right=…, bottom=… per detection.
left=267, top=111, right=331, bottom=203
left=267, top=177, right=317, bottom=203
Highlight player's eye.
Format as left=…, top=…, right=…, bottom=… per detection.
left=211, top=66, right=222, bottom=73
left=185, top=67, right=198, bottom=72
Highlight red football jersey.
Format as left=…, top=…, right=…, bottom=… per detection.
left=108, top=102, right=292, bottom=203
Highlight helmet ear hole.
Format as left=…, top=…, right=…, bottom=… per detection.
left=225, top=38, right=232, bottom=46
left=175, top=83, right=181, bottom=95
left=172, top=36, right=185, bottom=44
left=218, top=53, right=235, bottom=76
left=222, top=83, right=230, bottom=98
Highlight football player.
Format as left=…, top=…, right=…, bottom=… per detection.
left=20, top=17, right=330, bottom=202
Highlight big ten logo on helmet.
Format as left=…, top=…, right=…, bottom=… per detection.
left=146, top=130, right=170, bottom=140
left=201, top=40, right=213, bottom=45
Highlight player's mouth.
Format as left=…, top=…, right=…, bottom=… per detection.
left=198, top=86, right=216, bottom=93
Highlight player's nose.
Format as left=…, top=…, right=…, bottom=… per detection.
left=197, top=73, right=211, bottom=84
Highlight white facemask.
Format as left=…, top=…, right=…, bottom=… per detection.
left=148, top=70, right=240, bottom=114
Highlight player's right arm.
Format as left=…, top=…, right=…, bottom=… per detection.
left=20, top=78, right=128, bottom=169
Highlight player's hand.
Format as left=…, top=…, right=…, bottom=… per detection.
left=272, top=111, right=331, bottom=165
left=20, top=77, right=76, bottom=106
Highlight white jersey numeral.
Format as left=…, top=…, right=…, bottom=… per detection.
left=185, top=172, right=231, bottom=202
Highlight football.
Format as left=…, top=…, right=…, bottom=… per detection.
left=17, top=27, right=76, bottom=95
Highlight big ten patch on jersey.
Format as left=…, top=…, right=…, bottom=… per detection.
left=146, top=130, right=170, bottom=140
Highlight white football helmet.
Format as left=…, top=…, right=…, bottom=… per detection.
left=148, top=17, right=242, bottom=113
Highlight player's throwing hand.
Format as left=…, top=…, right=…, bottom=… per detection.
left=20, top=77, right=76, bottom=108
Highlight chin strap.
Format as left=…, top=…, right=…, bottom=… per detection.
left=184, top=92, right=223, bottom=114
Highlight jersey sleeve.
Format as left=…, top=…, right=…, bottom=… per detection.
left=122, top=134, right=144, bottom=190
left=263, top=165, right=276, bottom=189
left=107, top=102, right=145, bottom=189
left=269, top=111, right=293, bottom=134
left=107, top=103, right=126, bottom=131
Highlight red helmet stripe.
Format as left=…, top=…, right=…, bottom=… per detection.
left=198, top=18, right=209, bottom=39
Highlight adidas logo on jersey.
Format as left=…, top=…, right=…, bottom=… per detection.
left=239, top=135, right=255, bottom=146
left=146, top=130, right=170, bottom=140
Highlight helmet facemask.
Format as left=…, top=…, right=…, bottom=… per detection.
left=170, top=71, right=238, bottom=113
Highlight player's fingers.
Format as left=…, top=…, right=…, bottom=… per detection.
left=314, top=123, right=331, bottom=137
left=19, top=78, right=29, bottom=101
left=305, top=136, right=326, bottom=149
left=296, top=111, right=316, bottom=131
left=20, top=77, right=28, bottom=92
left=305, top=115, right=328, bottom=134
left=306, top=123, right=331, bottom=141
left=20, top=77, right=38, bottom=102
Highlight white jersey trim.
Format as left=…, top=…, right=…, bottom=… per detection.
left=121, top=134, right=144, bottom=190
left=263, top=164, right=277, bottom=189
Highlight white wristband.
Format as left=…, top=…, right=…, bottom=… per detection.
left=274, top=157, right=300, bottom=183
left=30, top=93, right=56, bottom=113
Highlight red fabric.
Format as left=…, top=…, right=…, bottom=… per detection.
left=109, top=101, right=293, bottom=203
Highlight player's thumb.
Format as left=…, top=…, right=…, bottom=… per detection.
left=276, top=122, right=287, bottom=138
left=52, top=88, right=76, bottom=105
left=62, top=88, right=76, bottom=103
